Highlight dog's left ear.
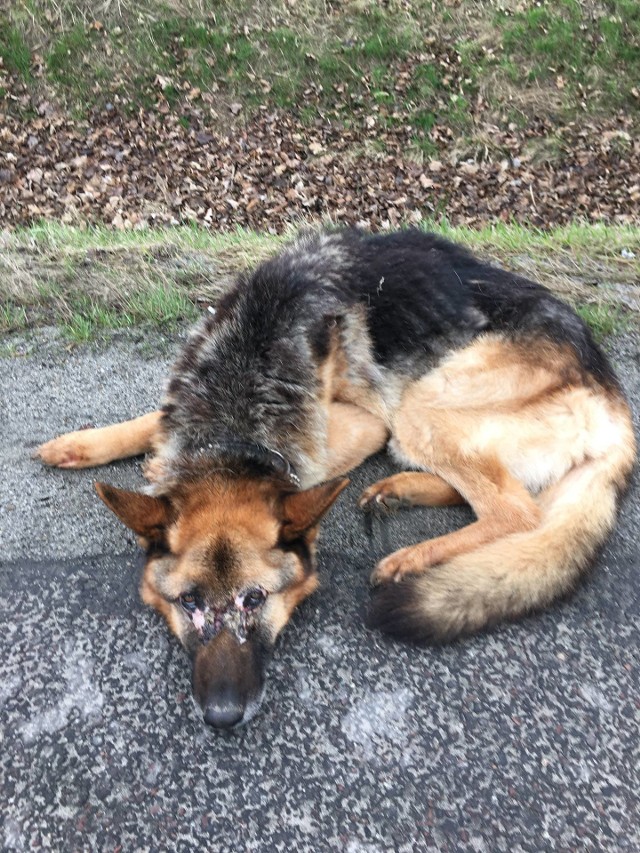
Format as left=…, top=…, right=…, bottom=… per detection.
left=95, top=482, right=172, bottom=542
left=280, top=477, right=349, bottom=542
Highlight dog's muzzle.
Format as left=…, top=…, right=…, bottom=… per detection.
left=192, top=629, right=269, bottom=730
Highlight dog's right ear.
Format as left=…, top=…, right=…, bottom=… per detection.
left=95, top=482, right=172, bottom=542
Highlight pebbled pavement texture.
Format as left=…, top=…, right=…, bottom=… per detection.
left=1, top=329, right=639, bottom=852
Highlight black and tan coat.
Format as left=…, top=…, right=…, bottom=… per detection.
left=37, top=229, right=636, bottom=728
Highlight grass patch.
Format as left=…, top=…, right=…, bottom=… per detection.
left=62, top=311, right=115, bottom=344
left=0, top=2, right=475, bottom=133
left=149, top=17, right=258, bottom=86
left=576, top=303, right=629, bottom=342
left=59, top=284, right=198, bottom=343
left=125, top=284, right=198, bottom=326
left=1, top=222, right=638, bottom=341
left=355, top=10, right=415, bottom=61
left=0, top=23, right=31, bottom=79
left=1, top=0, right=638, bottom=130
left=47, top=26, right=95, bottom=81
left=497, top=0, right=640, bottom=109
left=60, top=294, right=130, bottom=343
left=0, top=302, right=29, bottom=334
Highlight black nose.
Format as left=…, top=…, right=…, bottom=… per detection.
left=203, top=701, right=244, bottom=730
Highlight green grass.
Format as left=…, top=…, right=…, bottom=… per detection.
left=355, top=11, right=415, bottom=61
left=576, top=303, right=629, bottom=343
left=422, top=219, right=640, bottom=261
left=0, top=3, right=473, bottom=135
left=0, top=24, right=31, bottom=79
left=0, top=302, right=29, bottom=333
left=1, top=221, right=637, bottom=342
left=3, top=1, right=635, bottom=146
left=497, top=0, right=640, bottom=108
left=47, top=26, right=94, bottom=81
left=149, top=17, right=258, bottom=86
left=59, top=284, right=198, bottom=343
left=7, top=220, right=280, bottom=256
left=10, top=218, right=640, bottom=264
left=126, top=284, right=198, bottom=326
left=62, top=310, right=115, bottom=344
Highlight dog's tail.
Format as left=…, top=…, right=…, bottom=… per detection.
left=367, top=436, right=635, bottom=643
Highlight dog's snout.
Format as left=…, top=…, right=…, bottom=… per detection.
left=203, top=699, right=244, bottom=729
left=193, top=628, right=269, bottom=730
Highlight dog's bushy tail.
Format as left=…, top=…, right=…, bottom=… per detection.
left=368, top=442, right=635, bottom=643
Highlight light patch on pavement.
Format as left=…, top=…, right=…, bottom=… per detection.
left=121, top=649, right=150, bottom=673
left=283, top=802, right=317, bottom=835
left=341, top=688, right=413, bottom=760
left=579, top=682, right=614, bottom=713
left=317, top=630, right=342, bottom=658
left=345, top=840, right=384, bottom=853
left=18, top=641, right=104, bottom=744
left=0, top=675, right=20, bottom=708
left=295, top=667, right=314, bottom=708
left=3, top=817, right=25, bottom=852
left=144, top=760, right=163, bottom=785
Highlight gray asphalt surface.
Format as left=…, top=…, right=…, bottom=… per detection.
left=1, top=328, right=639, bottom=852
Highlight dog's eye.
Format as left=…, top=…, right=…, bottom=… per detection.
left=180, top=592, right=197, bottom=612
left=242, top=588, right=266, bottom=611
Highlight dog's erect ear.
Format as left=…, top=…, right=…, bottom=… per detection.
left=95, top=482, right=172, bottom=541
left=280, top=477, right=349, bottom=542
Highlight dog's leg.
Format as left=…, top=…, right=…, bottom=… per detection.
left=35, top=411, right=162, bottom=469
left=372, top=382, right=540, bottom=582
left=371, top=451, right=541, bottom=584
left=369, top=341, right=555, bottom=584
left=325, top=402, right=389, bottom=478
left=359, top=471, right=463, bottom=511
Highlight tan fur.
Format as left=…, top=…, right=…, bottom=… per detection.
left=35, top=411, right=162, bottom=468
left=359, top=472, right=463, bottom=508
left=96, top=470, right=351, bottom=650
left=140, top=557, right=176, bottom=630
left=400, top=452, right=630, bottom=638
left=273, top=573, right=321, bottom=635
left=365, top=335, right=636, bottom=634
left=37, top=331, right=635, bottom=643
left=325, top=402, right=388, bottom=477
left=36, top=399, right=382, bottom=648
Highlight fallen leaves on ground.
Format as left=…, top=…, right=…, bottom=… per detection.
left=1, top=86, right=638, bottom=233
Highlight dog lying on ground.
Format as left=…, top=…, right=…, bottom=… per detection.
left=36, top=228, right=636, bottom=729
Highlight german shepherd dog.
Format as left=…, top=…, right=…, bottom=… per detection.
left=36, top=229, right=636, bottom=729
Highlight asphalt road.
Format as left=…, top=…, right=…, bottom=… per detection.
left=1, top=328, right=639, bottom=852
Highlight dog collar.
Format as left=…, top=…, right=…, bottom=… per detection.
left=204, top=438, right=301, bottom=489
left=266, top=447, right=301, bottom=488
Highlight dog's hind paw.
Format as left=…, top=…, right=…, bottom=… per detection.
left=370, top=543, right=431, bottom=585
left=358, top=480, right=408, bottom=514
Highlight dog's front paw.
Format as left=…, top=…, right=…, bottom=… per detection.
left=34, top=430, right=97, bottom=468
left=370, top=544, right=430, bottom=585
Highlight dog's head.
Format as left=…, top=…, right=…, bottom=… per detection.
left=95, top=475, right=348, bottom=729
